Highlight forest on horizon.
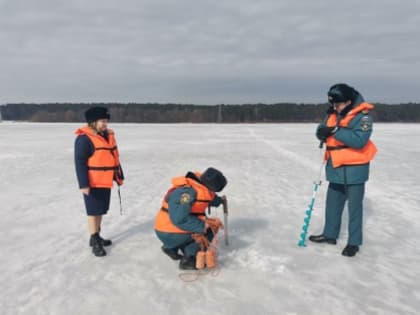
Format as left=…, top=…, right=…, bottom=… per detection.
left=1, top=102, right=419, bottom=123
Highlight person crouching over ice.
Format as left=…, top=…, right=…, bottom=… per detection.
left=74, top=107, right=124, bottom=257
left=154, top=168, right=227, bottom=270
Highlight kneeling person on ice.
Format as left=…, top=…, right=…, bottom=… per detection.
left=154, top=168, right=227, bottom=270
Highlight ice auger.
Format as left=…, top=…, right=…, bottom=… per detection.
left=298, top=141, right=325, bottom=247
left=298, top=180, right=322, bottom=247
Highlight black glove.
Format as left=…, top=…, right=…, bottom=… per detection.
left=326, top=106, right=335, bottom=114
left=317, top=126, right=337, bottom=139
left=211, top=195, right=224, bottom=207
left=114, top=164, right=124, bottom=186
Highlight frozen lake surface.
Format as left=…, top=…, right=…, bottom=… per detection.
left=0, top=122, right=419, bottom=315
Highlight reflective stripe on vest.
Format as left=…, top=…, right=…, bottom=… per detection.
left=325, top=102, right=377, bottom=168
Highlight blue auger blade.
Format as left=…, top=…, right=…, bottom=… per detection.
left=298, top=177, right=323, bottom=247
left=298, top=240, right=306, bottom=247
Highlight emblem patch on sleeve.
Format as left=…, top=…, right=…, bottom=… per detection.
left=360, top=116, right=372, bottom=131
left=180, top=193, right=191, bottom=204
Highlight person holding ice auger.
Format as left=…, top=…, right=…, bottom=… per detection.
left=154, top=168, right=226, bottom=270
left=74, top=107, right=124, bottom=257
left=309, top=83, right=377, bottom=257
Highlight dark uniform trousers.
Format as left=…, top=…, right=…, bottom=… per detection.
left=323, top=183, right=365, bottom=246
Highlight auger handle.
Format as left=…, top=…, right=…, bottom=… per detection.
left=222, top=196, right=229, bottom=246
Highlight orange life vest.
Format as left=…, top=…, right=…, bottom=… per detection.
left=75, top=126, right=122, bottom=188
left=154, top=173, right=215, bottom=234
left=325, top=102, right=377, bottom=168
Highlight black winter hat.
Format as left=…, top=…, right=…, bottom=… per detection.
left=200, top=167, right=227, bottom=192
left=84, top=107, right=110, bottom=123
left=328, top=83, right=355, bottom=104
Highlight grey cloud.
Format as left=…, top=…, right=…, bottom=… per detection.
left=1, top=0, right=419, bottom=103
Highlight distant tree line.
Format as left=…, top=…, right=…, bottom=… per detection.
left=1, top=102, right=420, bottom=123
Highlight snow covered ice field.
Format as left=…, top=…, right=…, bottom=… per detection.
left=0, top=122, right=419, bottom=315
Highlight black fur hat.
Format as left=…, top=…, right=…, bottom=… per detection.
left=84, top=107, right=110, bottom=123
left=328, top=83, right=355, bottom=104
left=200, top=167, right=227, bottom=192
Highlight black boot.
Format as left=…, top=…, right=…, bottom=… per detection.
left=342, top=245, right=359, bottom=257
left=309, top=234, right=337, bottom=245
left=179, top=256, right=197, bottom=270
left=89, top=232, right=112, bottom=247
left=90, top=233, right=107, bottom=257
left=161, top=246, right=183, bottom=260
left=99, top=235, right=112, bottom=246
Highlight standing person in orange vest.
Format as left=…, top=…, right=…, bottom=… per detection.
left=309, top=84, right=377, bottom=257
left=154, top=168, right=227, bottom=270
left=74, top=107, right=124, bottom=257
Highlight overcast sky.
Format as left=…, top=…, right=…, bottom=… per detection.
left=1, top=0, right=419, bottom=104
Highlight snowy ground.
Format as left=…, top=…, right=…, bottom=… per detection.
left=0, top=122, right=419, bottom=315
